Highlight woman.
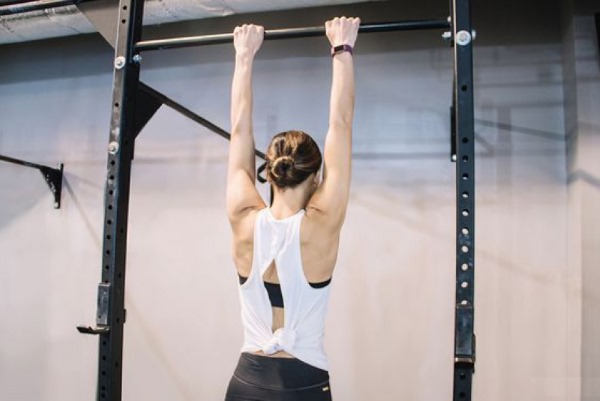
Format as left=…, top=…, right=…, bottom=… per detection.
left=225, top=16, right=360, bottom=401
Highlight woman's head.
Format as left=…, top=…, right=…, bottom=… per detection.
left=265, top=130, right=322, bottom=189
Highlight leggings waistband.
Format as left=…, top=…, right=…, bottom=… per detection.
left=233, top=352, right=329, bottom=390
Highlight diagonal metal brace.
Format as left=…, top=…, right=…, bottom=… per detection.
left=137, top=82, right=269, bottom=182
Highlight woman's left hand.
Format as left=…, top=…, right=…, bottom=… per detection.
left=233, top=24, right=264, bottom=57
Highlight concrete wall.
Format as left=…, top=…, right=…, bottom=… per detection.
left=562, top=0, right=600, bottom=399
left=0, top=0, right=579, bottom=400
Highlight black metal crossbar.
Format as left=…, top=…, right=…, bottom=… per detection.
left=136, top=19, right=451, bottom=52
left=0, top=154, right=63, bottom=208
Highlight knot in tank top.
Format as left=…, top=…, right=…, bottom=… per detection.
left=238, top=208, right=331, bottom=371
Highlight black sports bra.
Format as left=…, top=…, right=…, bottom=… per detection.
left=238, top=274, right=331, bottom=308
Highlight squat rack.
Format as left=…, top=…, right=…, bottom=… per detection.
left=2, top=0, right=476, bottom=399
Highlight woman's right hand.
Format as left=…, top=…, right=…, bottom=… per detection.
left=325, top=16, right=360, bottom=48
left=233, top=24, right=264, bottom=57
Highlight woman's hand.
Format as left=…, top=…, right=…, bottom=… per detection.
left=233, top=24, right=264, bottom=57
left=325, top=16, right=360, bottom=48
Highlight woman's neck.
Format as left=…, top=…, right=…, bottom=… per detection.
left=270, top=186, right=308, bottom=219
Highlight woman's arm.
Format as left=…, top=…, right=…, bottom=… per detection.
left=227, top=24, right=266, bottom=223
left=307, top=17, right=360, bottom=229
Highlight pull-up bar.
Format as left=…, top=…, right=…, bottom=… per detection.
left=135, top=19, right=451, bottom=52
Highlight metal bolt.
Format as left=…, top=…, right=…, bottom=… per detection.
left=54, top=202, right=59, bottom=209
left=108, top=141, right=119, bottom=155
left=442, top=31, right=452, bottom=41
left=456, top=30, right=472, bottom=46
left=114, top=56, right=126, bottom=70
left=447, top=16, right=451, bottom=23
left=471, top=29, right=477, bottom=40
left=132, top=54, right=142, bottom=63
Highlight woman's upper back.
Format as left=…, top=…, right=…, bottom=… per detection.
left=231, top=206, right=341, bottom=283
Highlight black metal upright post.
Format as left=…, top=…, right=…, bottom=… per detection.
left=452, top=0, right=476, bottom=399
left=93, top=0, right=144, bottom=400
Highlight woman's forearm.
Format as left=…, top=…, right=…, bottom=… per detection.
left=231, top=52, right=255, bottom=137
left=329, top=51, right=355, bottom=130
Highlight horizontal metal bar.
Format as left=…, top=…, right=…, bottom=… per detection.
left=136, top=19, right=451, bottom=52
left=0, top=0, right=95, bottom=16
left=0, top=154, right=48, bottom=170
left=0, top=154, right=64, bottom=208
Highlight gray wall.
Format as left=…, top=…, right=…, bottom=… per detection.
left=0, top=0, right=586, bottom=400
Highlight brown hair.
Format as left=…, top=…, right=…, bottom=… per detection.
left=265, top=130, right=322, bottom=188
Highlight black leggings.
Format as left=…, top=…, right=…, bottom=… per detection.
left=225, top=353, right=332, bottom=401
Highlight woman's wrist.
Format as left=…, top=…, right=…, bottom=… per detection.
left=331, top=44, right=353, bottom=57
left=235, top=50, right=255, bottom=62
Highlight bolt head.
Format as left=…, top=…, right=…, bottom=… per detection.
left=456, top=30, right=472, bottom=46
left=108, top=141, right=120, bottom=154
left=132, top=54, right=142, bottom=63
left=114, top=56, right=126, bottom=70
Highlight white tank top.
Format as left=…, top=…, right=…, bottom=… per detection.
left=238, top=207, right=331, bottom=371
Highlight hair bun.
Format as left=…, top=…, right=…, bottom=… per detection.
left=271, top=155, right=295, bottom=179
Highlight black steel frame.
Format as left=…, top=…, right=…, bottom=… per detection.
left=0, top=154, right=63, bottom=208
left=452, top=0, right=476, bottom=399
left=2, top=0, right=476, bottom=399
